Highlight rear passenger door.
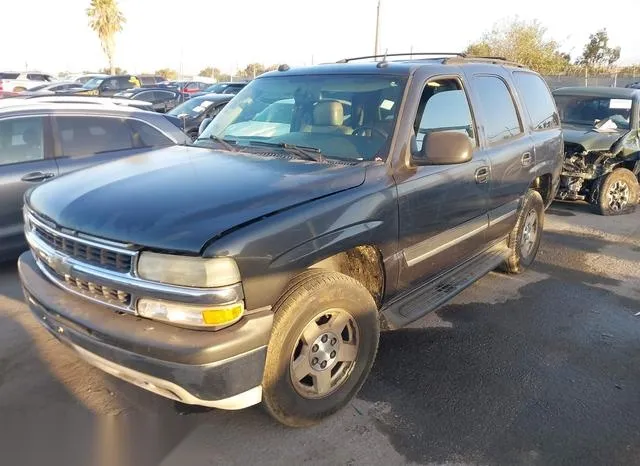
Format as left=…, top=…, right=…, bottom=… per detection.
left=511, top=71, right=563, bottom=201
left=467, top=73, right=535, bottom=241
left=0, top=116, right=57, bottom=256
left=52, top=115, right=153, bottom=175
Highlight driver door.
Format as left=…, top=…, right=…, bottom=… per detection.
left=396, top=77, right=490, bottom=290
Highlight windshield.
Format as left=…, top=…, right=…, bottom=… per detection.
left=197, top=74, right=407, bottom=161
left=554, top=95, right=632, bottom=130
left=168, top=96, right=215, bottom=118
left=83, top=77, right=105, bottom=90
left=204, top=83, right=229, bottom=93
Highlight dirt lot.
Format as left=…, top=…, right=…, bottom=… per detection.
left=1, top=201, right=639, bottom=466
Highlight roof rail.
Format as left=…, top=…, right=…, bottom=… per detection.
left=336, top=52, right=466, bottom=63
left=445, top=55, right=525, bottom=68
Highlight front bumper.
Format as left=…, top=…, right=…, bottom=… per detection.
left=18, top=251, right=273, bottom=409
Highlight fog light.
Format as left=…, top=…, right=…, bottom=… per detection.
left=137, top=299, right=244, bottom=330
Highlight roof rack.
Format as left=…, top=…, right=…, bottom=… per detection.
left=444, top=55, right=524, bottom=68
left=336, top=52, right=466, bottom=63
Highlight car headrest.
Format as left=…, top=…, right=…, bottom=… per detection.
left=313, top=101, right=344, bottom=126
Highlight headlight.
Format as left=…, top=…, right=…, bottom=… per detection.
left=137, top=299, right=244, bottom=329
left=137, top=252, right=240, bottom=288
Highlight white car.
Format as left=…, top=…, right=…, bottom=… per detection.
left=0, top=71, right=56, bottom=93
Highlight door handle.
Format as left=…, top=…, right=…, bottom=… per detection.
left=521, top=152, right=533, bottom=167
left=474, top=166, right=490, bottom=184
left=21, top=172, right=55, bottom=182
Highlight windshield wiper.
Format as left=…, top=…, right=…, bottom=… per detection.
left=196, top=135, right=238, bottom=152
left=247, top=140, right=324, bottom=162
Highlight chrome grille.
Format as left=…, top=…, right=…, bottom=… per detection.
left=38, top=260, right=132, bottom=307
left=63, top=273, right=131, bottom=306
left=33, top=224, right=132, bottom=273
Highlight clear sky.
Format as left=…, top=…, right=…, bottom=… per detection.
left=1, top=0, right=638, bottom=76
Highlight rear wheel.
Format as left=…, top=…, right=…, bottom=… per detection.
left=594, top=168, right=639, bottom=216
left=501, top=189, right=544, bottom=274
left=262, top=271, right=379, bottom=427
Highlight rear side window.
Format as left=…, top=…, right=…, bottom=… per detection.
left=473, top=76, right=523, bottom=145
left=0, top=72, right=20, bottom=79
left=128, top=120, right=173, bottom=147
left=133, top=91, right=155, bottom=102
left=513, top=72, right=559, bottom=130
left=0, top=117, right=45, bottom=166
left=155, top=91, right=176, bottom=101
left=26, top=74, right=45, bottom=81
left=56, top=116, right=134, bottom=157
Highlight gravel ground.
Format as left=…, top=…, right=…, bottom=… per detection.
left=0, top=201, right=639, bottom=466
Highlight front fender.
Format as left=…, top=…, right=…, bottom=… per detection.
left=202, top=165, right=398, bottom=311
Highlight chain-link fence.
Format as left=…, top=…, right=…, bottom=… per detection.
left=542, top=74, right=639, bottom=90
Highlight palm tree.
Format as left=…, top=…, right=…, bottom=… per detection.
left=86, top=0, right=126, bottom=75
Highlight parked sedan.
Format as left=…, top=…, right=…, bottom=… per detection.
left=75, top=75, right=141, bottom=97
left=0, top=102, right=189, bottom=261
left=167, top=93, right=233, bottom=138
left=198, top=81, right=249, bottom=96
left=20, top=82, right=84, bottom=96
left=114, top=88, right=183, bottom=113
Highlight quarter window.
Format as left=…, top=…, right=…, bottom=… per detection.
left=513, top=72, right=559, bottom=130
left=128, top=120, right=173, bottom=147
left=474, top=76, right=523, bottom=144
left=0, top=117, right=45, bottom=166
left=56, top=116, right=134, bottom=157
left=413, top=78, right=477, bottom=152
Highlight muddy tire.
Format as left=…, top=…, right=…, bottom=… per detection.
left=500, top=189, right=544, bottom=274
left=594, top=168, right=639, bottom=216
left=262, top=271, right=379, bottom=427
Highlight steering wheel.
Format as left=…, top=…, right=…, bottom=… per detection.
left=352, top=126, right=388, bottom=139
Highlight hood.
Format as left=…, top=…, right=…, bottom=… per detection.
left=562, top=124, right=624, bottom=152
left=27, top=146, right=366, bottom=253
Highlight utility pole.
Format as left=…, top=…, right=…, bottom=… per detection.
left=374, top=0, right=380, bottom=58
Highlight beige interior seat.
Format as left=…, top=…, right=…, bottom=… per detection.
left=306, top=101, right=352, bottom=134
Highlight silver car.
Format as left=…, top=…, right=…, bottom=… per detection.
left=0, top=101, right=189, bottom=260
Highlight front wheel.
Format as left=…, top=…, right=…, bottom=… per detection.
left=501, top=189, right=544, bottom=274
left=262, top=271, right=379, bottom=427
left=594, top=168, right=639, bottom=216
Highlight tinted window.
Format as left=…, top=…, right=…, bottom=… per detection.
left=56, top=116, right=134, bottom=157
left=414, top=79, right=476, bottom=152
left=474, top=76, right=522, bottom=144
left=513, top=72, right=559, bottom=130
left=128, top=120, right=173, bottom=147
left=155, top=91, right=176, bottom=101
left=133, top=91, right=156, bottom=102
left=0, top=117, right=45, bottom=166
left=117, top=77, right=133, bottom=89
left=139, top=76, right=155, bottom=85
left=0, top=72, right=20, bottom=79
left=26, top=74, right=45, bottom=81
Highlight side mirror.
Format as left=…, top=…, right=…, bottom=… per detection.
left=198, top=117, right=213, bottom=136
left=412, top=131, right=473, bottom=166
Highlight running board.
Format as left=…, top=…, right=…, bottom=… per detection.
left=381, top=242, right=511, bottom=329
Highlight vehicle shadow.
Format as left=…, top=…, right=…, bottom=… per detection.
left=358, top=253, right=640, bottom=466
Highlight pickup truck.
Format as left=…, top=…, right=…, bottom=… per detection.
left=18, top=53, right=563, bottom=426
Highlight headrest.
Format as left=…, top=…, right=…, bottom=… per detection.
left=22, top=126, right=40, bottom=146
left=313, top=101, right=344, bottom=126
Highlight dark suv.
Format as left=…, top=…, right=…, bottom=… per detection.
left=18, top=54, right=562, bottom=426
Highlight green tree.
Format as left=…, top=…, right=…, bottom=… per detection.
left=98, top=66, right=126, bottom=75
left=577, top=29, right=621, bottom=70
left=86, top=0, right=126, bottom=75
left=199, top=67, right=221, bottom=79
left=465, top=18, right=571, bottom=74
left=155, top=68, right=178, bottom=80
